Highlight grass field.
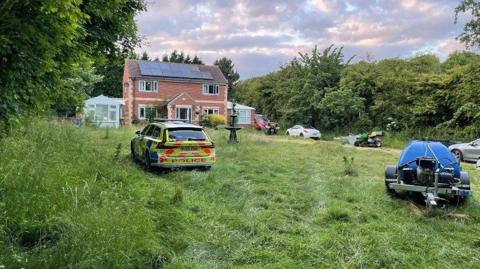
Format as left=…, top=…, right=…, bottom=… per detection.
left=0, top=120, right=479, bottom=268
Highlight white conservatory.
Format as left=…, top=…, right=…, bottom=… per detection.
left=84, top=95, right=124, bottom=127
left=227, top=101, right=255, bottom=127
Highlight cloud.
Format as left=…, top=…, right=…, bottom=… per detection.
left=136, top=0, right=470, bottom=79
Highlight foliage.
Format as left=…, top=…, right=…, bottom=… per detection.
left=52, top=62, right=103, bottom=117
left=140, top=51, right=150, bottom=60
left=455, top=0, right=480, bottom=48
left=214, top=57, right=240, bottom=99
left=202, top=114, right=226, bottom=128
left=146, top=107, right=156, bottom=123
left=0, top=0, right=146, bottom=126
left=318, top=88, right=365, bottom=130
left=161, top=50, right=203, bottom=64
left=82, top=0, right=146, bottom=98
left=235, top=45, right=480, bottom=138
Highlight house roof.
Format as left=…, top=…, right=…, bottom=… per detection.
left=227, top=101, right=255, bottom=110
left=85, top=95, right=124, bottom=105
left=125, top=59, right=228, bottom=84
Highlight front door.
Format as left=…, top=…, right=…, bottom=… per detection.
left=175, top=107, right=192, bottom=122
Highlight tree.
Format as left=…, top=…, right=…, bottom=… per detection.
left=214, top=57, right=240, bottom=98
left=82, top=0, right=146, bottom=98
left=0, top=0, right=86, bottom=130
left=53, top=62, right=103, bottom=117
left=318, top=88, right=365, bottom=130
left=140, top=51, right=150, bottom=60
left=161, top=50, right=204, bottom=64
left=0, top=0, right=146, bottom=130
left=455, top=0, right=480, bottom=48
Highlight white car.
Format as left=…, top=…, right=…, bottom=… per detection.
left=286, top=125, right=321, bottom=140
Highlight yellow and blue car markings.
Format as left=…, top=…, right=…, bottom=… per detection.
left=135, top=124, right=216, bottom=167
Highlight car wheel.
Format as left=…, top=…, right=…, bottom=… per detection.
left=300, top=133, right=304, bottom=137
left=451, top=149, right=463, bottom=162
left=144, top=150, right=152, bottom=171
left=131, top=142, right=136, bottom=161
left=286, top=131, right=290, bottom=136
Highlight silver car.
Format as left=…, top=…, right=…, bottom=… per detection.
left=449, top=138, right=480, bottom=162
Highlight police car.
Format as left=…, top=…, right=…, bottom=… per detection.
left=131, top=121, right=215, bottom=170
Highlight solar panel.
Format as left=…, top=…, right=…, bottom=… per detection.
left=138, top=60, right=213, bottom=80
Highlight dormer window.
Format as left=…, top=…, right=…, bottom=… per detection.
left=203, top=84, right=219, bottom=95
left=139, top=80, right=158, bottom=92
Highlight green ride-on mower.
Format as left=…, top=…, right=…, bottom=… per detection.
left=354, top=130, right=384, bottom=147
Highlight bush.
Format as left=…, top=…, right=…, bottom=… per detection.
left=202, top=114, right=226, bottom=128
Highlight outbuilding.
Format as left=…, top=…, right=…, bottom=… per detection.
left=84, top=95, right=124, bottom=127
left=227, top=101, right=256, bottom=128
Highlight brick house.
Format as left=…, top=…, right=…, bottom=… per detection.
left=122, top=59, right=228, bottom=125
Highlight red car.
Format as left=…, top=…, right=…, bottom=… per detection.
left=254, top=114, right=269, bottom=130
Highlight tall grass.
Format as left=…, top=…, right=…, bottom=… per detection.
left=0, top=120, right=479, bottom=268
left=0, top=120, right=187, bottom=268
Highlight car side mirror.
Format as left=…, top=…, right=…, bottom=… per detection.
left=135, top=130, right=141, bottom=136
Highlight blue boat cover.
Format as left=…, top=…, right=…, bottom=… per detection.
left=397, top=140, right=461, bottom=177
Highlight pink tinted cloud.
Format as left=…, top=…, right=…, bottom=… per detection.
left=136, top=0, right=469, bottom=78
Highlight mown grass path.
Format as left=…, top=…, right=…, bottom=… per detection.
left=0, top=122, right=478, bottom=268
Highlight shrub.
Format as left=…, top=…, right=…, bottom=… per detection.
left=203, top=114, right=226, bottom=128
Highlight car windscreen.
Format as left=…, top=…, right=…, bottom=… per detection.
left=167, top=128, right=206, bottom=141
left=303, top=125, right=314, bottom=129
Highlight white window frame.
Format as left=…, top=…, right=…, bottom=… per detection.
left=202, top=107, right=220, bottom=115
left=139, top=80, right=158, bottom=92
left=237, top=109, right=251, bottom=125
left=138, top=105, right=160, bottom=120
left=202, top=84, right=219, bottom=95
left=175, top=105, right=192, bottom=122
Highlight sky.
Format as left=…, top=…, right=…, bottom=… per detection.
left=136, top=0, right=472, bottom=79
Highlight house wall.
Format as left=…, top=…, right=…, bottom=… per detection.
left=122, top=66, right=133, bottom=124
left=123, top=76, right=228, bottom=125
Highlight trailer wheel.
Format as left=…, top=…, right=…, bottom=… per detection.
left=453, top=171, right=470, bottom=204
left=385, top=165, right=397, bottom=194
left=460, top=171, right=470, bottom=190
